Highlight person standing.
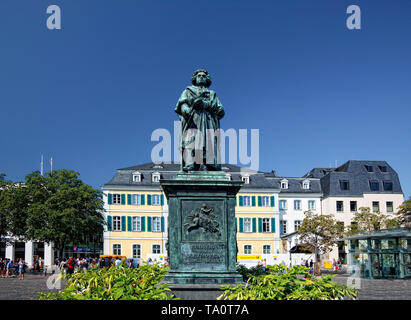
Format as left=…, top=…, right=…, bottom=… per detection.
left=67, top=257, right=75, bottom=275
left=5, top=259, right=12, bottom=278
left=18, top=259, right=25, bottom=280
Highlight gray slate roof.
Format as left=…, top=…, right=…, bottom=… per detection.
left=304, top=160, right=403, bottom=197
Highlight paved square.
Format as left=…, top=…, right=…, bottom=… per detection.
left=0, top=272, right=409, bottom=300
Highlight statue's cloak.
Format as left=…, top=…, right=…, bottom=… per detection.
left=175, top=85, right=225, bottom=169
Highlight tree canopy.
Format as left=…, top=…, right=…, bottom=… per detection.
left=297, top=211, right=343, bottom=263
left=0, top=170, right=105, bottom=256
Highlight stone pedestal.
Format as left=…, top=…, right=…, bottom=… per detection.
left=161, top=171, right=243, bottom=285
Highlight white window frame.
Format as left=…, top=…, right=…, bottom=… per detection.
left=261, top=196, right=270, bottom=207
left=242, top=175, right=250, bottom=184
left=113, top=244, right=121, bottom=255
left=132, top=216, right=142, bottom=231
left=113, top=216, right=121, bottom=231
left=294, top=220, right=302, bottom=231
left=132, top=172, right=141, bottom=182
left=294, top=200, right=301, bottom=210
left=308, top=200, right=316, bottom=210
left=243, top=217, right=252, bottom=233
left=280, top=220, right=287, bottom=234
left=263, top=245, right=271, bottom=254
left=243, top=196, right=252, bottom=207
left=302, top=179, right=310, bottom=190
left=279, top=200, right=288, bottom=210
left=112, top=193, right=121, bottom=205
left=262, top=218, right=271, bottom=233
left=132, top=244, right=141, bottom=258
left=281, top=179, right=288, bottom=189
left=152, top=244, right=161, bottom=254
left=130, top=194, right=142, bottom=205
left=151, top=194, right=160, bottom=206
left=152, top=216, right=161, bottom=232
left=152, top=172, right=160, bottom=183
left=244, top=245, right=253, bottom=254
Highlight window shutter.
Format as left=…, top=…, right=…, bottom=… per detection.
left=161, top=195, right=164, bottom=206
left=258, top=218, right=263, bottom=233
left=108, top=194, right=112, bottom=205
left=147, top=217, right=152, bottom=232
left=147, top=194, right=152, bottom=205
left=239, top=196, right=243, bottom=207
left=252, top=196, right=256, bottom=207
left=270, top=196, right=275, bottom=207
left=107, top=216, right=112, bottom=231
left=235, top=197, right=237, bottom=206
left=127, top=216, right=132, bottom=231
left=235, top=218, right=238, bottom=232
left=161, top=217, right=165, bottom=232
left=141, top=216, right=145, bottom=232
left=258, top=196, right=262, bottom=207
left=127, top=194, right=131, bottom=205
left=121, top=194, right=126, bottom=205
left=239, top=218, right=244, bottom=233
left=141, top=194, right=145, bottom=205
left=252, top=218, right=257, bottom=233
left=271, top=218, right=275, bottom=233
left=121, top=216, right=126, bottom=231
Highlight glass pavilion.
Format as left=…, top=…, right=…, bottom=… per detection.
left=341, top=228, right=411, bottom=279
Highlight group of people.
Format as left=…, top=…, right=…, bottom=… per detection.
left=332, top=259, right=343, bottom=271
left=58, top=257, right=99, bottom=274
left=0, top=258, right=27, bottom=279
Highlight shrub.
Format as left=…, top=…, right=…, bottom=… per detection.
left=39, top=264, right=177, bottom=300
left=219, top=265, right=358, bottom=300
left=236, top=263, right=269, bottom=281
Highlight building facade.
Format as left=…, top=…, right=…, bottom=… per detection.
left=103, top=161, right=401, bottom=265
left=304, top=160, right=405, bottom=263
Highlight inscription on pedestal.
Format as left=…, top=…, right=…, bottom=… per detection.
left=181, top=243, right=226, bottom=265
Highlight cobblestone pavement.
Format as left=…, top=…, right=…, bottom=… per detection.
left=332, top=274, right=411, bottom=300
left=0, top=272, right=409, bottom=300
left=0, top=273, right=65, bottom=300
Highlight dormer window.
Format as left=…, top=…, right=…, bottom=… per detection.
left=281, top=179, right=288, bottom=189
left=132, top=172, right=141, bottom=183
left=152, top=172, right=160, bottom=183
left=241, top=175, right=250, bottom=184
left=302, top=179, right=310, bottom=190
left=378, top=166, right=387, bottom=172
left=365, top=165, right=374, bottom=172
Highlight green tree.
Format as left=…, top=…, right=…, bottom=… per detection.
left=396, top=197, right=411, bottom=229
left=346, top=207, right=401, bottom=235
left=297, top=211, right=343, bottom=275
left=23, top=170, right=105, bottom=258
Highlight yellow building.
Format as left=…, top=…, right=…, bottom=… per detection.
left=102, top=162, right=282, bottom=264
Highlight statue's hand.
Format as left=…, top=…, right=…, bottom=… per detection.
left=181, top=104, right=191, bottom=118
left=193, top=98, right=204, bottom=110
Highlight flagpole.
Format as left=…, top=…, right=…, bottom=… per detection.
left=50, top=157, right=53, bottom=172
left=41, top=154, right=44, bottom=176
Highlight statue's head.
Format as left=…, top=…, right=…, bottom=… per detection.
left=191, top=69, right=212, bottom=88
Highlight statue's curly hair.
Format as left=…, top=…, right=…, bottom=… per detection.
left=191, top=69, right=212, bottom=87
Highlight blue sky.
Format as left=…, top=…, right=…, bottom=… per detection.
left=1, top=0, right=410, bottom=198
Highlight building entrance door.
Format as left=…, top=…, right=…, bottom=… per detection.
left=381, top=253, right=399, bottom=278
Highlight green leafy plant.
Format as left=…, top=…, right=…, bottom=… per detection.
left=236, top=264, right=269, bottom=281
left=219, top=265, right=357, bottom=300
left=39, top=264, right=177, bottom=300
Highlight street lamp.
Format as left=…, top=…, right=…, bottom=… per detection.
left=288, top=238, right=292, bottom=267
